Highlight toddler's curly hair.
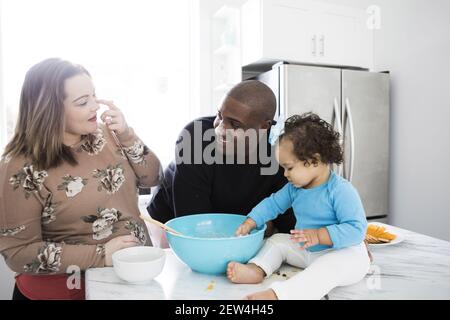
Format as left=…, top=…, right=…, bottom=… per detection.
left=279, top=112, right=343, bottom=166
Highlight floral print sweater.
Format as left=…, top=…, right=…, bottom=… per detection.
left=0, top=124, right=160, bottom=275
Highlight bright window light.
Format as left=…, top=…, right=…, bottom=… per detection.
left=0, top=0, right=193, bottom=166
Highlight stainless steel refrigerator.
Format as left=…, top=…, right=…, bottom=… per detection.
left=253, top=63, right=390, bottom=221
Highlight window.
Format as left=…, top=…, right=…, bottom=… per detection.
left=0, top=0, right=195, bottom=166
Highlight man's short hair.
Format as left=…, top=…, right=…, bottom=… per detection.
left=227, top=80, right=277, bottom=121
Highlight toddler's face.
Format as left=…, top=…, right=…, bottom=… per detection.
left=276, top=138, right=321, bottom=189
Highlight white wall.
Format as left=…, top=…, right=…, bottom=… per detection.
left=321, top=0, right=450, bottom=241
left=372, top=0, right=450, bottom=241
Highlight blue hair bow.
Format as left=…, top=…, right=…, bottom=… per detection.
left=269, top=114, right=285, bottom=146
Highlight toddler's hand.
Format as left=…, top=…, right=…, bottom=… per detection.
left=290, top=229, right=320, bottom=250
left=235, top=218, right=257, bottom=236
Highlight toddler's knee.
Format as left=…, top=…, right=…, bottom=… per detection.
left=336, top=249, right=371, bottom=285
left=267, top=233, right=291, bottom=245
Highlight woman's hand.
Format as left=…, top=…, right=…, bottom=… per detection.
left=290, top=229, right=320, bottom=250
left=97, top=99, right=130, bottom=136
left=104, top=235, right=141, bottom=266
left=235, top=218, right=257, bottom=236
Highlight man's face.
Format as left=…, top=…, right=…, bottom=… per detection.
left=213, top=96, right=270, bottom=156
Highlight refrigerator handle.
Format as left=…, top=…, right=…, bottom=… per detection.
left=332, top=98, right=343, bottom=176
left=344, top=98, right=355, bottom=182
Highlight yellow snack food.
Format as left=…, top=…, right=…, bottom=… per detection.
left=366, top=224, right=397, bottom=244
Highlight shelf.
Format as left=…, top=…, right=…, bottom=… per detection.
left=214, top=83, right=235, bottom=92
left=213, top=5, right=239, bottom=20
left=213, top=45, right=239, bottom=56
left=211, top=5, right=241, bottom=109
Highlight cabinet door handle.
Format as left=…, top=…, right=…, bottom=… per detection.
left=311, top=35, right=317, bottom=56
left=319, top=35, right=325, bottom=56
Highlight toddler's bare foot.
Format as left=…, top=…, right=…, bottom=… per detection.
left=244, top=289, right=278, bottom=300
left=227, top=262, right=265, bottom=284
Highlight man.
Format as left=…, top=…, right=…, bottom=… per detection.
left=147, top=80, right=296, bottom=240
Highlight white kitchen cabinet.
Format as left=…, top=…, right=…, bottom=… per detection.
left=314, top=2, right=372, bottom=68
left=241, top=0, right=373, bottom=69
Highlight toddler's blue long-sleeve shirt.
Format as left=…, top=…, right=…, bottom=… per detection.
left=248, top=171, right=367, bottom=252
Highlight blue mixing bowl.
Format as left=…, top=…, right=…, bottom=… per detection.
left=165, top=213, right=266, bottom=275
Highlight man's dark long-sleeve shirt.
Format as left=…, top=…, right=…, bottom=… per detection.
left=147, top=117, right=296, bottom=233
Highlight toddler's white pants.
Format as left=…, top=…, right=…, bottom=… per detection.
left=249, top=233, right=371, bottom=300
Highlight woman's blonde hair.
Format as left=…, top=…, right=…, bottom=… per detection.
left=3, top=58, right=90, bottom=170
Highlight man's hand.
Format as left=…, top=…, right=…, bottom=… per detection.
left=264, top=221, right=275, bottom=237
left=235, top=218, right=257, bottom=236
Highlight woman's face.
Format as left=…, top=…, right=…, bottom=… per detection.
left=63, top=73, right=99, bottom=139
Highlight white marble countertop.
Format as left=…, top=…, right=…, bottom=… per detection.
left=85, top=223, right=450, bottom=300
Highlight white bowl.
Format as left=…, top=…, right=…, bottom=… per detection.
left=112, top=246, right=166, bottom=283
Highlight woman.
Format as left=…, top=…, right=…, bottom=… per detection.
left=0, top=58, right=162, bottom=300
